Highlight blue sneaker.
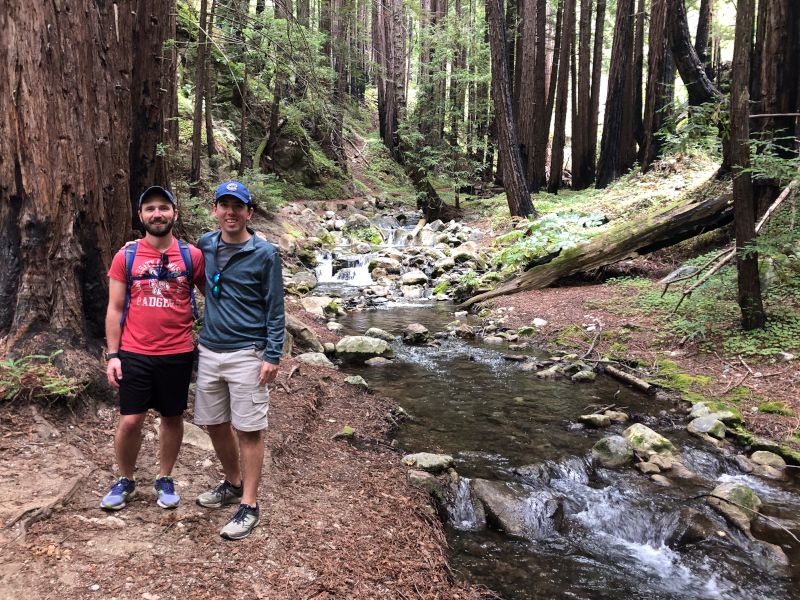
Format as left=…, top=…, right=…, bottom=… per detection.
left=100, top=477, right=136, bottom=511
left=154, top=476, right=180, bottom=509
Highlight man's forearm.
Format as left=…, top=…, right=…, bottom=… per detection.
left=105, top=309, right=123, bottom=352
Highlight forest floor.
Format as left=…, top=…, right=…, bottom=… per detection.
left=0, top=310, right=484, bottom=599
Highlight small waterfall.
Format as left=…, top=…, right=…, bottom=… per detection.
left=315, top=251, right=374, bottom=286
left=448, top=477, right=482, bottom=530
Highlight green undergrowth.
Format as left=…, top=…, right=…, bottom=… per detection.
left=0, top=351, right=85, bottom=404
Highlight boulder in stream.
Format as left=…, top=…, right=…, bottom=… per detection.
left=578, top=414, right=611, bottom=428
left=623, top=423, right=676, bottom=457
left=687, top=416, right=727, bottom=440
left=667, top=508, right=716, bottom=548
left=403, top=323, right=432, bottom=345
left=571, top=370, right=596, bottom=383
left=400, top=270, right=429, bottom=285
left=591, top=435, right=634, bottom=468
left=707, top=482, right=761, bottom=537
left=470, top=479, right=561, bottom=540
left=402, top=452, right=454, bottom=473
left=344, top=375, right=369, bottom=389
left=364, top=327, right=395, bottom=342
left=335, top=336, right=394, bottom=362
left=284, top=270, right=318, bottom=294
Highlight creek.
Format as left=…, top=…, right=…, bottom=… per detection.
left=312, top=238, right=800, bottom=599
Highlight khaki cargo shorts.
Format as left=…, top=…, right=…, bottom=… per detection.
left=194, top=344, right=269, bottom=432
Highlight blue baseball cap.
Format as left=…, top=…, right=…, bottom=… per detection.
left=138, top=185, right=176, bottom=207
left=214, top=181, right=252, bottom=205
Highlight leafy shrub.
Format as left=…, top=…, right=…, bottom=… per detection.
left=0, top=351, right=84, bottom=404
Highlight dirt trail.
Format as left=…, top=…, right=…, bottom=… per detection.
left=0, top=358, right=481, bottom=600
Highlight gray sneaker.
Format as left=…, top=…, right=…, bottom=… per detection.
left=220, top=504, right=260, bottom=540
left=196, top=480, right=243, bottom=508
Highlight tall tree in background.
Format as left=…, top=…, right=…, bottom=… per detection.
left=487, top=0, right=534, bottom=216
left=586, top=0, right=605, bottom=183
left=571, top=0, right=594, bottom=189
left=529, top=0, right=549, bottom=190
left=730, top=0, right=765, bottom=329
left=548, top=0, right=575, bottom=192
left=190, top=0, right=210, bottom=197
left=695, top=0, right=713, bottom=76
left=0, top=1, right=154, bottom=353
left=516, top=0, right=537, bottom=186
left=596, top=0, right=636, bottom=188
left=641, top=0, right=671, bottom=170
left=205, top=0, right=218, bottom=177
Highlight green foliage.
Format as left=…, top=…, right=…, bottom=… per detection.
left=659, top=101, right=726, bottom=159
left=652, top=359, right=712, bottom=391
left=493, top=212, right=607, bottom=270
left=433, top=281, right=451, bottom=295
left=237, top=169, right=284, bottom=212
left=348, top=226, right=383, bottom=244
left=758, top=401, right=794, bottom=417
left=0, top=351, right=84, bottom=404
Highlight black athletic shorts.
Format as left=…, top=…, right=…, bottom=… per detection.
left=117, top=349, right=195, bottom=417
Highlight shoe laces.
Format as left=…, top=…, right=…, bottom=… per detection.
left=110, top=478, right=132, bottom=495
left=156, top=477, right=175, bottom=495
left=230, top=504, right=255, bottom=525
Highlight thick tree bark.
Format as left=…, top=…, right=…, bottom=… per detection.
left=449, top=0, right=468, bottom=146
left=731, top=0, right=765, bottom=329
left=0, top=1, right=135, bottom=351
left=587, top=0, right=605, bottom=180
left=190, top=0, right=209, bottom=197
left=695, top=0, right=713, bottom=76
left=670, top=0, right=722, bottom=107
left=516, top=0, right=537, bottom=181
left=487, top=0, right=535, bottom=216
left=547, top=0, right=575, bottom=192
left=461, top=192, right=735, bottom=306
left=297, top=0, right=311, bottom=26
left=205, top=0, right=218, bottom=176
left=641, top=0, right=671, bottom=170
left=596, top=0, right=636, bottom=188
left=130, top=0, right=176, bottom=229
left=529, top=0, right=549, bottom=190
left=571, top=0, right=593, bottom=189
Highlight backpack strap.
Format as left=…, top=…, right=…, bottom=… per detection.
left=120, top=242, right=139, bottom=327
left=178, top=240, right=199, bottom=320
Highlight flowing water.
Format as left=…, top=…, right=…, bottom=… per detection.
left=317, top=243, right=800, bottom=599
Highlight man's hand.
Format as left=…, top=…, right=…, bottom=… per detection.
left=258, top=361, right=279, bottom=386
left=107, top=357, right=123, bottom=388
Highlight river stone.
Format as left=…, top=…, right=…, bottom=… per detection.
left=286, top=314, right=325, bottom=353
left=484, top=335, right=505, bottom=345
left=365, top=285, right=389, bottom=297
left=690, top=402, right=742, bottom=425
left=647, top=454, right=676, bottom=470
left=751, top=450, right=786, bottom=468
left=323, top=342, right=336, bottom=354
left=301, top=295, right=334, bottom=318
left=370, top=256, right=402, bottom=274
left=296, top=352, right=336, bottom=369
left=343, top=213, right=371, bottom=231
left=365, top=357, right=392, bottom=366
left=336, top=336, right=394, bottom=362
left=407, top=470, right=444, bottom=501
left=535, top=365, right=563, bottom=379
left=326, top=321, right=344, bottom=332
left=650, top=474, right=672, bottom=487
left=605, top=410, right=629, bottom=423
left=636, top=462, right=661, bottom=475
left=578, top=414, right=611, bottom=428
left=432, top=257, right=456, bottom=276
left=669, top=462, right=697, bottom=480
left=454, top=324, right=476, bottom=339
left=623, top=423, right=676, bottom=456
left=401, top=270, right=429, bottom=285
left=571, top=370, right=596, bottom=383
left=402, top=452, right=454, bottom=473
left=344, top=375, right=369, bottom=389
left=403, top=323, right=432, bottom=345
left=284, top=270, right=318, bottom=294
left=591, top=435, right=634, bottom=468
left=470, top=479, right=561, bottom=540
left=688, top=416, right=727, bottom=439
left=401, top=285, right=425, bottom=299
left=707, top=482, right=762, bottom=536
left=667, top=508, right=716, bottom=548
left=734, top=455, right=755, bottom=473
left=354, top=242, right=372, bottom=254
left=364, top=327, right=395, bottom=342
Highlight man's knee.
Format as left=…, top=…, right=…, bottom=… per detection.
left=160, top=414, right=184, bottom=429
left=236, top=428, right=264, bottom=445
left=117, top=413, right=146, bottom=437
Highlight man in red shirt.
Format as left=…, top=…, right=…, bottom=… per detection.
left=101, top=186, right=204, bottom=511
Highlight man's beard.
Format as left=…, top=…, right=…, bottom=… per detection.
left=143, top=217, right=175, bottom=237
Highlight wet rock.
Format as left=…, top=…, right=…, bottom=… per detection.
left=364, top=327, right=395, bottom=342
left=283, top=270, right=318, bottom=294
left=354, top=242, right=372, bottom=254
left=571, top=370, right=596, bottom=383
left=286, top=314, right=326, bottom=353
left=323, top=342, right=336, bottom=354
left=669, top=462, right=697, bottom=479
left=326, top=321, right=344, bottom=332
left=343, top=213, right=371, bottom=231
left=432, top=257, right=456, bottom=276
left=401, top=270, right=429, bottom=285
left=733, top=455, right=755, bottom=473
left=403, top=323, right=432, bottom=345
left=689, top=402, right=742, bottom=425
left=591, top=435, right=634, bottom=468
left=636, top=462, right=660, bottom=475
left=407, top=470, right=445, bottom=501
left=650, top=474, right=672, bottom=487
left=623, top=423, right=676, bottom=457
left=688, top=416, right=727, bottom=440
left=707, top=482, right=762, bottom=536
left=402, top=452, right=454, bottom=473
left=401, top=285, right=425, bottom=299
left=667, top=508, right=716, bottom=548
left=483, top=336, right=505, bottom=345
left=344, top=375, right=369, bottom=389
left=750, top=450, right=786, bottom=469
left=369, top=256, right=402, bottom=274
left=604, top=410, right=629, bottom=423
left=470, top=479, right=561, bottom=540
left=296, top=352, right=336, bottom=369
left=751, top=540, right=790, bottom=574
left=365, top=357, right=392, bottom=366
left=454, top=324, right=476, bottom=339
left=535, top=365, right=563, bottom=379
left=301, top=295, right=334, bottom=318
left=578, top=414, right=611, bottom=428
left=647, top=454, right=676, bottom=470
left=336, top=336, right=394, bottom=362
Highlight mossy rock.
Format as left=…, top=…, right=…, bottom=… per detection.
left=757, top=401, right=794, bottom=417
left=623, top=423, right=676, bottom=456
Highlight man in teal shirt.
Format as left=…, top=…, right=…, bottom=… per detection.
left=194, top=181, right=285, bottom=540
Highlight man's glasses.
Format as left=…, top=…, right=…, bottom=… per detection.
left=211, top=272, right=222, bottom=298
left=157, top=253, right=169, bottom=280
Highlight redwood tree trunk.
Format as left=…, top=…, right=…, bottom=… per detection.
left=487, top=0, right=535, bottom=216
left=587, top=0, right=605, bottom=181
left=695, top=0, right=713, bottom=77
left=731, top=0, right=765, bottom=329
left=571, top=0, right=593, bottom=189
left=529, top=0, right=549, bottom=190
left=190, top=0, right=209, bottom=196
left=0, top=1, right=135, bottom=352
left=548, top=0, right=575, bottom=192
left=642, top=0, right=671, bottom=170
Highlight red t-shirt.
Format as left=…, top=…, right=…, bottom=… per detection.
left=108, top=239, right=205, bottom=355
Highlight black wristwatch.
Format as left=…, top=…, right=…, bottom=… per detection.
left=105, top=352, right=119, bottom=360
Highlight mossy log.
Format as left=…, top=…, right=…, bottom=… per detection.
left=461, top=192, right=733, bottom=307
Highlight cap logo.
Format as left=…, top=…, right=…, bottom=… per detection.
left=226, top=183, right=238, bottom=191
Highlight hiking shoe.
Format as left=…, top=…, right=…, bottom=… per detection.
left=154, top=476, right=180, bottom=509
left=100, top=477, right=136, bottom=511
left=196, top=480, right=243, bottom=508
left=220, top=504, right=260, bottom=540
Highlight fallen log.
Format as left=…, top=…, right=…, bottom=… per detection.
left=461, top=191, right=733, bottom=307
left=604, top=365, right=656, bottom=395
